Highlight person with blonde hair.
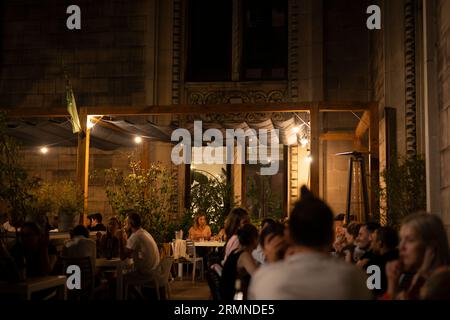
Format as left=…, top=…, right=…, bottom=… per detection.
left=188, top=214, right=212, bottom=241
left=385, top=212, right=450, bottom=300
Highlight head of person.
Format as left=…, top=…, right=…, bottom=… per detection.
left=92, top=213, right=103, bottom=226
left=334, top=213, right=345, bottom=236
left=87, top=214, right=95, bottom=227
left=19, top=222, right=42, bottom=252
left=288, top=186, right=334, bottom=251
left=399, top=213, right=450, bottom=274
left=356, top=222, right=380, bottom=250
left=259, top=221, right=285, bottom=249
left=195, top=215, right=207, bottom=228
left=344, top=222, right=361, bottom=245
left=124, top=210, right=142, bottom=231
left=70, top=225, right=89, bottom=239
left=260, top=218, right=276, bottom=232
left=372, top=226, right=398, bottom=255
left=224, top=208, right=250, bottom=240
left=108, top=217, right=121, bottom=234
left=237, top=224, right=259, bottom=251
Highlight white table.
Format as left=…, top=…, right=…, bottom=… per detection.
left=0, top=275, right=67, bottom=300
left=194, top=241, right=225, bottom=247
left=96, top=258, right=133, bottom=300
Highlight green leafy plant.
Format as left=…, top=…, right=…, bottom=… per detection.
left=185, top=168, right=236, bottom=235
left=246, top=174, right=283, bottom=220
left=104, top=160, right=176, bottom=245
left=0, top=112, right=42, bottom=228
left=377, top=155, right=426, bottom=227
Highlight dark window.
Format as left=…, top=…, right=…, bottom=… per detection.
left=242, top=0, right=288, bottom=80
left=186, top=0, right=232, bottom=82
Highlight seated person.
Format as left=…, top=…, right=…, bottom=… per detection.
left=89, top=213, right=107, bottom=232
left=188, top=214, right=211, bottom=241
left=62, top=225, right=96, bottom=271
left=9, top=222, right=58, bottom=278
left=99, top=217, right=127, bottom=259
left=220, top=224, right=259, bottom=300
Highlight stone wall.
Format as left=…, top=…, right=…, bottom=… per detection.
left=0, top=0, right=162, bottom=110
left=437, top=0, right=450, bottom=235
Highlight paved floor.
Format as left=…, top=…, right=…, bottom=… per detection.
left=170, top=280, right=211, bottom=300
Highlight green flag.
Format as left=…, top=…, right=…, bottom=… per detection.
left=66, top=84, right=81, bottom=133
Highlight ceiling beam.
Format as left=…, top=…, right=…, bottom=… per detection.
left=2, top=100, right=371, bottom=117
left=355, top=110, right=371, bottom=139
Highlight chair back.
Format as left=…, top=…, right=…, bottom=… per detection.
left=61, top=256, right=94, bottom=300
left=157, top=256, right=174, bottom=284
left=185, top=239, right=196, bottom=258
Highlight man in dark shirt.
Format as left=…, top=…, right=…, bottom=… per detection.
left=368, top=226, right=399, bottom=296
left=89, top=213, right=106, bottom=232
left=356, top=222, right=381, bottom=269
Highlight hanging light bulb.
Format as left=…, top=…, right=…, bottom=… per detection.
left=300, top=137, right=309, bottom=147
left=40, top=147, right=49, bottom=154
left=134, top=136, right=143, bottom=144
left=292, top=126, right=300, bottom=134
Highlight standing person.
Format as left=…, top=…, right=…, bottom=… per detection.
left=121, top=210, right=160, bottom=297
left=188, top=214, right=212, bottom=241
left=248, top=186, right=371, bottom=300
left=223, top=208, right=250, bottom=262
left=385, top=213, right=449, bottom=300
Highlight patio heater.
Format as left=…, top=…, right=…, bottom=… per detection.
left=336, top=151, right=370, bottom=224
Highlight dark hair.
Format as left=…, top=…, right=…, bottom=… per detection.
left=289, top=187, right=334, bottom=248
left=260, top=218, right=276, bottom=230
left=71, top=225, right=89, bottom=238
left=237, top=224, right=258, bottom=248
left=334, top=213, right=345, bottom=221
left=364, top=222, right=380, bottom=233
left=224, top=208, right=249, bottom=240
left=346, top=222, right=361, bottom=239
left=108, top=217, right=120, bottom=227
left=125, top=210, right=142, bottom=229
left=259, top=222, right=285, bottom=248
left=375, top=226, right=398, bottom=250
left=93, top=213, right=103, bottom=223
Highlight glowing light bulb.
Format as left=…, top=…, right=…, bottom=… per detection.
left=305, top=154, right=312, bottom=163
left=134, top=136, right=142, bottom=144
left=292, top=126, right=300, bottom=134
left=40, top=147, right=48, bottom=154
left=300, top=137, right=309, bottom=147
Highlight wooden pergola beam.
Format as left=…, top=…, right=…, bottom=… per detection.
left=320, top=132, right=355, bottom=141
left=2, top=100, right=371, bottom=117
left=355, top=110, right=371, bottom=140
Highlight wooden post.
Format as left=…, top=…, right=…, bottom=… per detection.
left=76, top=107, right=90, bottom=224
left=140, top=140, right=150, bottom=170
left=310, top=103, right=320, bottom=196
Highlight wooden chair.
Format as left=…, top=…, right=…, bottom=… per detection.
left=61, top=256, right=94, bottom=300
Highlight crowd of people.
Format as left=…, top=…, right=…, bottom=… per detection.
left=210, top=186, right=450, bottom=300
left=1, top=187, right=450, bottom=300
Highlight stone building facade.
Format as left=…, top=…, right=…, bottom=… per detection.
left=0, top=0, right=448, bottom=234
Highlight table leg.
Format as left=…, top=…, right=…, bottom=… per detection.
left=178, top=263, right=183, bottom=280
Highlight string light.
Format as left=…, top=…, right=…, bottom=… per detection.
left=134, top=136, right=142, bottom=144
left=292, top=126, right=300, bottom=134
left=305, top=153, right=312, bottom=163
left=300, top=137, right=309, bottom=147
left=40, top=147, right=48, bottom=154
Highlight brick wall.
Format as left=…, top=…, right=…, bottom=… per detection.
left=0, top=0, right=153, bottom=110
